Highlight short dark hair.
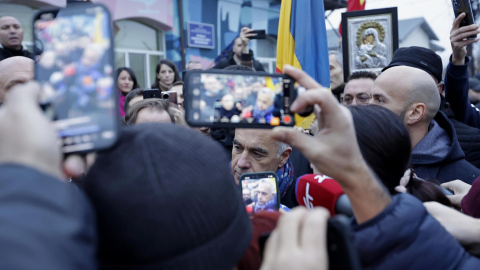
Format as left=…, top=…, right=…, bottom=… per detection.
left=347, top=71, right=377, bottom=82
left=223, top=65, right=254, bottom=72
left=152, top=59, right=182, bottom=88
left=349, top=105, right=451, bottom=206
left=116, top=67, right=140, bottom=90
left=124, top=88, right=144, bottom=114
left=125, top=99, right=175, bottom=125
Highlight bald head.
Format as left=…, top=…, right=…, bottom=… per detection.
left=0, top=16, right=24, bottom=50
left=371, top=66, right=440, bottom=124
left=0, top=57, right=34, bottom=102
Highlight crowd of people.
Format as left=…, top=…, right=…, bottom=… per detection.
left=4, top=4, right=480, bottom=270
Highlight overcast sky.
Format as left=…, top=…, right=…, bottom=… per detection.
left=325, top=0, right=457, bottom=66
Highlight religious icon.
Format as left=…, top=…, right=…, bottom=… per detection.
left=355, top=21, right=388, bottom=69
left=341, top=8, right=399, bottom=81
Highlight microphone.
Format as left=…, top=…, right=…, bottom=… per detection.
left=295, top=174, right=353, bottom=217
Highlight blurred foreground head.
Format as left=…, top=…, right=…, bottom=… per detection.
left=84, top=124, right=252, bottom=269
left=0, top=56, right=34, bottom=103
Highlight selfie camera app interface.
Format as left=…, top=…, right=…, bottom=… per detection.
left=189, top=74, right=293, bottom=126
left=242, top=176, right=279, bottom=216
left=34, top=6, right=115, bottom=152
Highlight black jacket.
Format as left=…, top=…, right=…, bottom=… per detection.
left=212, top=51, right=265, bottom=71
left=210, top=128, right=234, bottom=160
left=411, top=111, right=480, bottom=184
left=0, top=44, right=34, bottom=61
left=0, top=164, right=97, bottom=269
left=441, top=96, right=480, bottom=169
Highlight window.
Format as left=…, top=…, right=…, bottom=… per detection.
left=0, top=4, right=36, bottom=50
left=114, top=20, right=165, bottom=88
left=255, top=35, right=277, bottom=73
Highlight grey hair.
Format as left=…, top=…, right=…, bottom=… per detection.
left=259, top=179, right=276, bottom=194
left=259, top=87, right=275, bottom=102
left=274, top=141, right=290, bottom=158
left=329, top=50, right=343, bottom=69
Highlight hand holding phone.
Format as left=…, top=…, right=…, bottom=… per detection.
left=249, top=30, right=266, bottom=40
left=451, top=0, right=477, bottom=38
left=184, top=70, right=309, bottom=129
left=451, top=11, right=480, bottom=65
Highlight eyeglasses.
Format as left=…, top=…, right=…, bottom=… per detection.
left=343, top=93, right=372, bottom=105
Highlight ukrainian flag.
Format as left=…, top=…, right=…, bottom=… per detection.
left=276, top=0, right=330, bottom=88
left=276, top=0, right=330, bottom=128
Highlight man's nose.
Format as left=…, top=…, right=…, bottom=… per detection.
left=237, top=152, right=251, bottom=169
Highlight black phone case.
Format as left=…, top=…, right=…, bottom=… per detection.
left=183, top=69, right=297, bottom=129
left=327, top=215, right=362, bottom=270
left=33, top=4, right=119, bottom=154
left=250, top=30, right=266, bottom=40
left=452, top=0, right=477, bottom=38
left=143, top=89, right=163, bottom=99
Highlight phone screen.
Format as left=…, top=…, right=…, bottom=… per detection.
left=241, top=173, right=280, bottom=216
left=185, top=71, right=295, bottom=128
left=34, top=5, right=117, bottom=153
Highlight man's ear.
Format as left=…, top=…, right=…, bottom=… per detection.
left=437, top=83, right=444, bottom=96
left=278, top=147, right=292, bottom=168
left=405, top=103, right=426, bottom=125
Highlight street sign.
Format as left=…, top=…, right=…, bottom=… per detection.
left=187, top=22, right=215, bottom=49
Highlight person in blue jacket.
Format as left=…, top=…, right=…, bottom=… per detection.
left=372, top=65, right=480, bottom=184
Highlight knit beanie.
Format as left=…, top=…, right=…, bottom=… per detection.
left=84, top=123, right=252, bottom=270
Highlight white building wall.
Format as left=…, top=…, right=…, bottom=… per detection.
left=400, top=27, right=431, bottom=49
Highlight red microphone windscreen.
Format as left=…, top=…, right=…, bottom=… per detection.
left=296, top=174, right=344, bottom=216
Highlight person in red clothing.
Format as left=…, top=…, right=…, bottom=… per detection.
left=237, top=211, right=281, bottom=270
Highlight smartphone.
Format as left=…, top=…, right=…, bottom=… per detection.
left=452, top=0, right=477, bottom=38
left=240, top=172, right=280, bottom=217
left=184, top=70, right=298, bottom=128
left=143, top=89, right=178, bottom=104
left=258, top=215, right=362, bottom=270
left=250, top=30, right=266, bottom=40
left=416, top=177, right=454, bottom=196
left=33, top=4, right=118, bottom=153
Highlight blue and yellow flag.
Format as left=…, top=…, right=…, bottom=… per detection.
left=276, top=0, right=330, bottom=128
left=276, top=0, right=330, bottom=88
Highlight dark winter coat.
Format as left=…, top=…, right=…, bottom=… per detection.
left=411, top=111, right=480, bottom=184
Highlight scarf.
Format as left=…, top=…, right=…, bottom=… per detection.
left=252, top=104, right=275, bottom=121
left=253, top=199, right=277, bottom=213
left=230, top=158, right=295, bottom=198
